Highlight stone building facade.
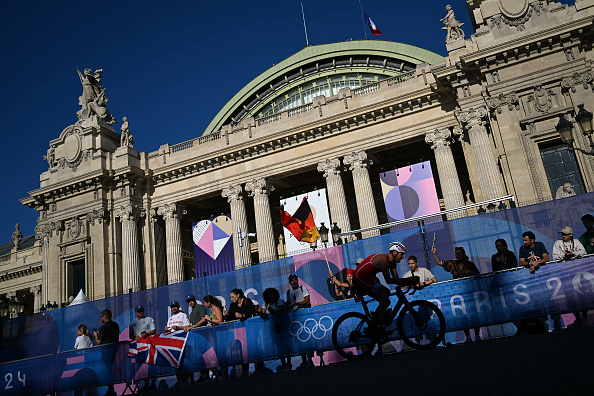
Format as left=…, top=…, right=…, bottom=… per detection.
left=2, top=0, right=594, bottom=314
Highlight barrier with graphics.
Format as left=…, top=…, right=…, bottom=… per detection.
left=2, top=257, right=594, bottom=395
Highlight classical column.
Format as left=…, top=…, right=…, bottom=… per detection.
left=245, top=178, right=277, bottom=263
left=114, top=205, right=141, bottom=293
left=157, top=203, right=186, bottom=285
left=34, top=225, right=51, bottom=304
left=30, top=285, right=41, bottom=313
left=457, top=107, right=507, bottom=200
left=425, top=128, right=466, bottom=218
left=222, top=184, right=251, bottom=269
left=343, top=151, right=379, bottom=238
left=318, top=158, right=352, bottom=240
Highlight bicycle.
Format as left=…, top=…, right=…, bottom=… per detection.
left=331, top=282, right=446, bottom=360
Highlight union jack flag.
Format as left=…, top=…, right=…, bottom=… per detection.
left=129, top=330, right=189, bottom=368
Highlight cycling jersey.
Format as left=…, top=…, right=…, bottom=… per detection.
left=353, top=253, right=385, bottom=294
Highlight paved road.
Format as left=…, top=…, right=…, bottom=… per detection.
left=152, top=326, right=594, bottom=396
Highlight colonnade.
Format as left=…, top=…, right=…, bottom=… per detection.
left=112, top=116, right=503, bottom=283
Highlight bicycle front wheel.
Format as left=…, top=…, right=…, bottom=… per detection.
left=332, top=312, right=376, bottom=360
left=396, top=300, right=446, bottom=350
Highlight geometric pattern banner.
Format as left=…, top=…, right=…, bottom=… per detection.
left=192, top=214, right=234, bottom=277
left=379, top=160, right=441, bottom=222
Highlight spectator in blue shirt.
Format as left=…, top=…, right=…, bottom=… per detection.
left=518, top=231, right=549, bottom=274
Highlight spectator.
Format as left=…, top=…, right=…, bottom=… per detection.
left=183, top=295, right=207, bottom=331
left=226, top=289, right=256, bottom=377
left=519, top=231, right=549, bottom=274
left=203, top=295, right=225, bottom=325
left=129, top=305, right=156, bottom=340
left=94, top=309, right=119, bottom=345
left=578, top=214, right=594, bottom=254
left=431, top=246, right=481, bottom=343
left=552, top=226, right=587, bottom=261
left=262, top=287, right=285, bottom=315
left=93, top=309, right=120, bottom=396
left=403, top=256, right=436, bottom=288
left=262, top=287, right=290, bottom=371
left=329, top=268, right=354, bottom=299
left=165, top=301, right=190, bottom=387
left=285, top=274, right=314, bottom=369
left=74, top=324, right=94, bottom=349
left=286, top=274, right=311, bottom=311
left=226, top=289, right=256, bottom=322
left=202, top=295, right=228, bottom=380
left=165, top=301, right=190, bottom=332
left=182, top=295, right=209, bottom=384
left=491, top=239, right=518, bottom=272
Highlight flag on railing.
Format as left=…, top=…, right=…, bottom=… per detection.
left=363, top=10, right=382, bottom=35
left=280, top=197, right=319, bottom=243
left=129, top=330, right=189, bottom=368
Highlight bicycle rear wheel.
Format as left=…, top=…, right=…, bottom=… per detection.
left=332, top=312, right=376, bottom=360
left=396, top=300, right=446, bottom=350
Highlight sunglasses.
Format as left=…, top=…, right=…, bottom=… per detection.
left=562, top=233, right=571, bottom=236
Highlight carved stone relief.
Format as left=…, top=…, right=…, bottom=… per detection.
left=490, top=0, right=546, bottom=31
left=524, top=85, right=561, bottom=115
left=487, top=92, right=519, bottom=114
left=561, top=71, right=594, bottom=93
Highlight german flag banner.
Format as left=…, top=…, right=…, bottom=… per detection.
left=280, top=197, right=319, bottom=243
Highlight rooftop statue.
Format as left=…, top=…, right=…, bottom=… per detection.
left=120, top=116, right=134, bottom=147
left=441, top=5, right=465, bottom=43
left=12, top=223, right=23, bottom=249
left=76, top=68, right=116, bottom=125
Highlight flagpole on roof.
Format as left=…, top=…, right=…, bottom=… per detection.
left=301, top=3, right=309, bottom=46
left=358, top=0, right=368, bottom=40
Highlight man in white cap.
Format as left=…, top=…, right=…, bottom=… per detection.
left=552, top=226, right=587, bottom=261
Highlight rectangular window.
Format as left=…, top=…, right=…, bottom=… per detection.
left=68, top=259, right=85, bottom=299
left=540, top=143, right=586, bottom=199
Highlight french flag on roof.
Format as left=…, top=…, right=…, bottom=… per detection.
left=363, top=10, right=382, bottom=35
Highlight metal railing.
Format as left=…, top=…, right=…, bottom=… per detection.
left=336, top=195, right=516, bottom=241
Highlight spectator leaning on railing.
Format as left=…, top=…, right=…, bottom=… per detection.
left=518, top=231, right=549, bottom=274
left=552, top=226, right=586, bottom=261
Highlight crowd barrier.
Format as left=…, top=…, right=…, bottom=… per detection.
left=2, top=257, right=594, bottom=395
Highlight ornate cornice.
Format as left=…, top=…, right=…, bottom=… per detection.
left=0, top=265, right=42, bottom=283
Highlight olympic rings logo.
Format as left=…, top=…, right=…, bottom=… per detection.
left=289, top=316, right=334, bottom=342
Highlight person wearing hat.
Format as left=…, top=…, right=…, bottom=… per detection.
left=129, top=305, right=156, bottom=341
left=164, top=301, right=190, bottom=332
left=183, top=295, right=208, bottom=331
left=329, top=268, right=355, bottom=299
left=286, top=274, right=310, bottom=311
left=552, top=226, right=586, bottom=261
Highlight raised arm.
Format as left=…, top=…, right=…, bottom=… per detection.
left=431, top=246, right=443, bottom=266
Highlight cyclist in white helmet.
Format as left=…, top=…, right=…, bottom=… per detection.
left=352, top=242, right=418, bottom=328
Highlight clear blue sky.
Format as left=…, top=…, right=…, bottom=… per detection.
left=0, top=0, right=569, bottom=239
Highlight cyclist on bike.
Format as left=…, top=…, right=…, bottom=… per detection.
left=352, top=241, right=418, bottom=330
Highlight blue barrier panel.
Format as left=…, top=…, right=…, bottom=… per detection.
left=1, top=193, right=593, bottom=365
left=3, top=257, right=594, bottom=395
